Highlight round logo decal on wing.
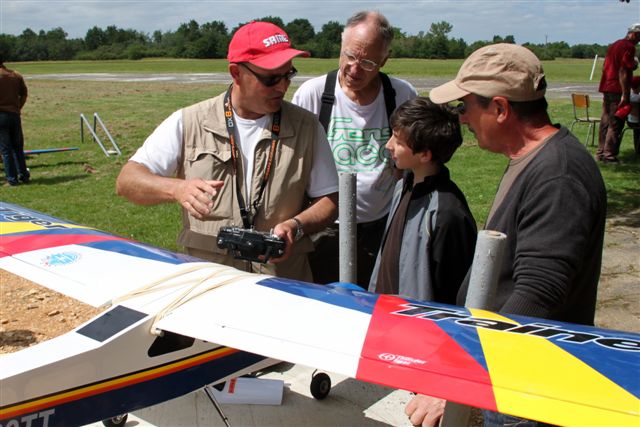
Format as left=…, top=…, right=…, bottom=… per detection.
left=378, top=353, right=397, bottom=361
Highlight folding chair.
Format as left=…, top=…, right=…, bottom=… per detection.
left=569, top=93, right=600, bottom=147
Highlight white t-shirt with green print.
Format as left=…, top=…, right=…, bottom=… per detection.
left=292, top=72, right=417, bottom=223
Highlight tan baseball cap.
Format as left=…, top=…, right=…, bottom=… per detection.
left=429, top=43, right=547, bottom=104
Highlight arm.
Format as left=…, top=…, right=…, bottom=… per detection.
left=618, top=46, right=636, bottom=106
left=619, top=66, right=632, bottom=105
left=19, top=75, right=28, bottom=110
left=431, top=207, right=477, bottom=305
left=291, top=192, right=339, bottom=235
left=500, top=176, right=596, bottom=318
left=116, top=110, right=223, bottom=220
left=116, top=161, right=223, bottom=220
left=269, top=113, right=339, bottom=262
left=270, top=192, right=338, bottom=263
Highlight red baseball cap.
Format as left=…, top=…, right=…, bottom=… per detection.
left=228, top=21, right=310, bottom=70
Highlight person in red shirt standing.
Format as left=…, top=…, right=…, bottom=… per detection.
left=0, top=54, right=29, bottom=186
left=597, top=23, right=640, bottom=163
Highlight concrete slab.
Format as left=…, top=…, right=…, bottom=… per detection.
left=85, top=364, right=416, bottom=427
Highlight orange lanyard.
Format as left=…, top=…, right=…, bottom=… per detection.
left=223, top=86, right=281, bottom=228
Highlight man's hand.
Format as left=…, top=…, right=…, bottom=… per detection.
left=173, top=179, right=223, bottom=220
left=405, top=394, right=445, bottom=427
left=269, top=219, right=298, bottom=263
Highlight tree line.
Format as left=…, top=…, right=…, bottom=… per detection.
left=0, top=16, right=608, bottom=62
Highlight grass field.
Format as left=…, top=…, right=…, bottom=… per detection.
left=11, top=57, right=600, bottom=82
left=2, top=59, right=638, bottom=253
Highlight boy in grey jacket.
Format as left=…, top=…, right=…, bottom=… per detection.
left=368, top=97, right=476, bottom=304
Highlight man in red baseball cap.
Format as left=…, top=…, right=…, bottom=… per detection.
left=117, top=21, right=338, bottom=281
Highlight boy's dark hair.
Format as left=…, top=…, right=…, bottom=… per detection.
left=389, top=97, right=462, bottom=164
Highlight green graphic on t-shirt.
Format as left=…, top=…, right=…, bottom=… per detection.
left=327, top=117, right=391, bottom=172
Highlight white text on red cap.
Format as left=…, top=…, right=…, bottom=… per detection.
left=263, top=34, right=289, bottom=47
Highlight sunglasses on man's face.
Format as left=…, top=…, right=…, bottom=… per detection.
left=238, top=63, right=297, bottom=87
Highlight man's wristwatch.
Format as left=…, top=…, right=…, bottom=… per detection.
left=291, top=217, right=304, bottom=242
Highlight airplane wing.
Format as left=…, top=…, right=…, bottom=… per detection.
left=155, top=281, right=640, bottom=426
left=0, top=202, right=200, bottom=307
left=1, top=202, right=638, bottom=426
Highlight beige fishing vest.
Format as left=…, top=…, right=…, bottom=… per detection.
left=176, top=92, right=317, bottom=278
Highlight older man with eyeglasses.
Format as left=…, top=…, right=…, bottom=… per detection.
left=116, top=21, right=339, bottom=281
left=292, top=11, right=418, bottom=289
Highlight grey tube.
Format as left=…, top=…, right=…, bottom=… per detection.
left=338, top=173, right=357, bottom=284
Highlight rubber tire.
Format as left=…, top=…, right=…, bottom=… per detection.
left=310, top=372, right=331, bottom=400
left=102, top=414, right=128, bottom=427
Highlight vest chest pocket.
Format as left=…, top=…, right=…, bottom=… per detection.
left=185, top=148, right=234, bottom=220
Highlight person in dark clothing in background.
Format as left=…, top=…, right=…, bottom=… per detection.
left=0, top=55, right=29, bottom=186
left=597, top=23, right=640, bottom=163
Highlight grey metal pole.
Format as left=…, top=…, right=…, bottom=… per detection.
left=80, top=113, right=110, bottom=157
left=439, top=229, right=507, bottom=427
left=339, top=172, right=357, bottom=284
left=94, top=113, right=122, bottom=155
left=464, top=230, right=507, bottom=309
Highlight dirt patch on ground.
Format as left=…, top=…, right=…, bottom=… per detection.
left=594, top=211, right=640, bottom=332
left=0, top=270, right=100, bottom=353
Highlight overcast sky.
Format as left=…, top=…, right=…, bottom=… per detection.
left=1, top=0, right=639, bottom=46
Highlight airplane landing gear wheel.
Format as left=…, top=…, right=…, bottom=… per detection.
left=310, top=371, right=331, bottom=400
left=102, top=414, right=128, bottom=427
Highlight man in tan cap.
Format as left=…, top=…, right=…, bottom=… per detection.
left=405, top=44, right=607, bottom=427
left=597, top=23, right=640, bottom=163
left=116, top=21, right=338, bottom=281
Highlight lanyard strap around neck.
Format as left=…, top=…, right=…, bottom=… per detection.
left=223, top=86, right=281, bottom=228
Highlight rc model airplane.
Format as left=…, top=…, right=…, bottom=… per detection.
left=0, top=202, right=638, bottom=427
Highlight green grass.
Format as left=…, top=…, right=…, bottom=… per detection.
left=10, top=57, right=599, bottom=82
left=2, top=61, right=638, bottom=253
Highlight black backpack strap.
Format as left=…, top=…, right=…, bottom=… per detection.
left=319, top=69, right=339, bottom=133
left=379, top=72, right=396, bottom=122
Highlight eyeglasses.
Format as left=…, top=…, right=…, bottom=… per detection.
left=341, top=51, right=379, bottom=72
left=454, top=102, right=466, bottom=115
left=238, top=63, right=297, bottom=87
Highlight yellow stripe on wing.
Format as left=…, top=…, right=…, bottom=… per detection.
left=470, top=309, right=639, bottom=426
left=1, top=222, right=91, bottom=235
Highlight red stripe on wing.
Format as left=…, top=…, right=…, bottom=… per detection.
left=0, top=234, right=126, bottom=257
left=356, top=295, right=498, bottom=410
